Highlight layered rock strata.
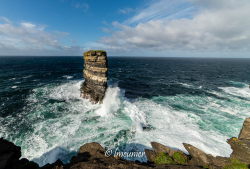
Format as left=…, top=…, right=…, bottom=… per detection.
left=80, top=50, right=108, bottom=103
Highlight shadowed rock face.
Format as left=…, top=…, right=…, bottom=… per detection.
left=80, top=50, right=108, bottom=103
left=0, top=138, right=39, bottom=169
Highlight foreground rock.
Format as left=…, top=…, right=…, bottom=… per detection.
left=0, top=138, right=39, bottom=169
left=80, top=50, right=108, bottom=103
left=227, top=118, right=250, bottom=164
left=61, top=142, right=202, bottom=169
left=0, top=139, right=201, bottom=169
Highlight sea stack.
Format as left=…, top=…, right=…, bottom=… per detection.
left=80, top=50, right=108, bottom=103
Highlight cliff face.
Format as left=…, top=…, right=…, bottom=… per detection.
left=80, top=50, right=108, bottom=103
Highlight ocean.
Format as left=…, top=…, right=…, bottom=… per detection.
left=0, top=56, right=250, bottom=166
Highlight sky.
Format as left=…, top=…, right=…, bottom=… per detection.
left=0, top=0, right=250, bottom=57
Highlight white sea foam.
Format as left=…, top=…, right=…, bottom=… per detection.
left=179, top=82, right=203, bottom=90
left=2, top=80, right=249, bottom=166
left=96, top=86, right=122, bottom=117
left=23, top=75, right=33, bottom=79
left=11, top=86, right=18, bottom=89
left=130, top=99, right=231, bottom=156
left=219, top=86, right=250, bottom=99
left=62, top=75, right=73, bottom=79
left=179, top=83, right=193, bottom=88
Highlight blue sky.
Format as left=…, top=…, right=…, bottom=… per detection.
left=0, top=0, right=250, bottom=57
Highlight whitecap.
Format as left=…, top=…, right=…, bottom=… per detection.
left=219, top=86, right=250, bottom=99
left=62, top=75, right=73, bottom=79
left=23, top=75, right=33, bottom=79
left=179, top=83, right=193, bottom=88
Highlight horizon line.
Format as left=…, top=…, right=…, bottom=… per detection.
left=1, top=55, right=250, bottom=59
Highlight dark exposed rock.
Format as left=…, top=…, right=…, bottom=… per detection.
left=80, top=50, right=108, bottom=103
left=0, top=138, right=21, bottom=169
left=41, top=160, right=64, bottom=169
left=0, top=138, right=39, bottom=169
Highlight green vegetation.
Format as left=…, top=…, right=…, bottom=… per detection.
left=153, top=151, right=189, bottom=165
left=154, top=152, right=175, bottom=165
left=172, top=152, right=188, bottom=165
left=202, top=164, right=209, bottom=169
left=84, top=50, right=106, bottom=56
left=223, top=159, right=249, bottom=169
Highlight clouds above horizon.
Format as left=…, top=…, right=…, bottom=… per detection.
left=97, top=0, right=250, bottom=56
left=1, top=0, right=250, bottom=57
left=0, top=17, right=82, bottom=56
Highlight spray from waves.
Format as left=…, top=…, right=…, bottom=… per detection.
left=96, top=86, right=122, bottom=117
left=0, top=80, right=249, bottom=166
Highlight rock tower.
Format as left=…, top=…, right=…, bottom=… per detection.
left=80, top=50, right=108, bottom=103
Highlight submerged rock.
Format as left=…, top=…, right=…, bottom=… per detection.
left=80, top=50, right=108, bottom=103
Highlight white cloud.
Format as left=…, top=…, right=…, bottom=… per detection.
left=74, top=2, right=89, bottom=12
left=97, top=0, right=250, bottom=56
left=0, top=18, right=82, bottom=56
left=21, top=22, right=36, bottom=29
left=118, top=8, right=134, bottom=15
left=126, top=0, right=195, bottom=24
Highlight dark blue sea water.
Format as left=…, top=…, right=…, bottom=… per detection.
left=0, top=56, right=250, bottom=166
